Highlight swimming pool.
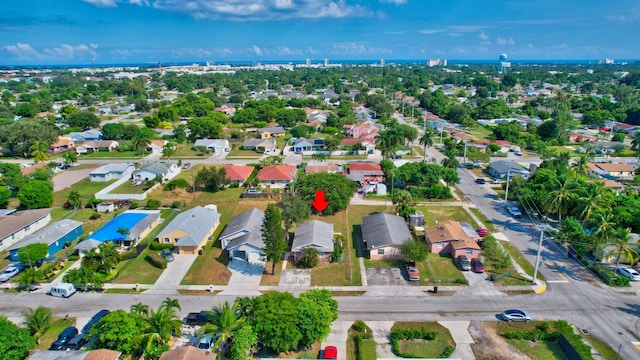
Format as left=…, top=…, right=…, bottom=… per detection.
left=89, top=213, right=148, bottom=242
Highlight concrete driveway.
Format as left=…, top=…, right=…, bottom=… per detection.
left=219, top=260, right=264, bottom=296
left=279, top=269, right=311, bottom=286
left=147, top=254, right=197, bottom=295
left=365, top=267, right=406, bottom=286
left=52, top=166, right=97, bottom=191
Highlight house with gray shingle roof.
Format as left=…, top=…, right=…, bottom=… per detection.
left=156, top=206, right=221, bottom=254
left=193, top=139, right=230, bottom=153
left=89, top=163, right=135, bottom=182
left=291, top=220, right=334, bottom=263
left=361, top=213, right=412, bottom=260
left=133, top=161, right=180, bottom=182
left=219, top=208, right=265, bottom=262
left=0, top=208, right=51, bottom=251
left=9, top=219, right=82, bottom=261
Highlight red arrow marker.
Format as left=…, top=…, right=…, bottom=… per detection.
left=310, top=190, right=330, bottom=212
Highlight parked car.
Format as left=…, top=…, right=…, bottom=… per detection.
left=475, top=178, right=486, bottom=184
left=457, top=255, right=471, bottom=271
left=49, top=326, right=79, bottom=350
left=48, top=283, right=77, bottom=298
left=508, top=206, right=522, bottom=218
left=476, top=228, right=490, bottom=237
left=82, top=309, right=111, bottom=334
left=246, top=188, right=261, bottom=194
left=0, top=266, right=20, bottom=282
left=184, top=311, right=211, bottom=326
left=66, top=334, right=87, bottom=350
left=471, top=258, right=484, bottom=273
left=405, top=261, right=420, bottom=281
left=501, top=309, right=531, bottom=322
left=616, top=267, right=640, bottom=281
left=323, top=345, right=338, bottom=359
left=160, top=248, right=175, bottom=262
left=492, top=179, right=505, bottom=185
left=181, top=162, right=191, bottom=170
left=197, top=336, right=213, bottom=351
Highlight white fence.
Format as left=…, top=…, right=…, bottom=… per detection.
left=95, top=177, right=160, bottom=201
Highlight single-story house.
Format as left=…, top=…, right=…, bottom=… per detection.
left=290, top=138, right=325, bottom=153
left=133, top=161, right=180, bottom=182
left=9, top=219, right=82, bottom=262
left=194, top=139, right=230, bottom=152
left=424, top=220, right=481, bottom=259
left=220, top=208, right=265, bottom=262
left=49, top=137, right=75, bottom=154
left=156, top=206, right=221, bottom=255
left=258, top=126, right=285, bottom=139
left=148, top=139, right=168, bottom=154
left=256, top=165, right=296, bottom=188
left=96, top=203, right=116, bottom=213
left=68, top=129, right=103, bottom=142
left=291, top=220, right=334, bottom=263
left=76, top=140, right=119, bottom=154
left=30, top=349, right=123, bottom=360
left=84, top=210, right=162, bottom=248
left=89, top=163, right=135, bottom=182
left=242, top=139, right=277, bottom=153
left=487, top=160, right=530, bottom=179
left=361, top=213, right=412, bottom=260
left=224, top=165, right=254, bottom=184
left=341, top=138, right=375, bottom=153
left=0, top=208, right=51, bottom=250
left=345, top=162, right=384, bottom=185
left=587, top=163, right=635, bottom=181
left=305, top=163, right=339, bottom=174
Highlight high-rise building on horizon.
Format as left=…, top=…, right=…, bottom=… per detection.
left=498, top=53, right=511, bottom=74
left=426, top=59, right=447, bottom=67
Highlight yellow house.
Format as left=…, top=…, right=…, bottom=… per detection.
left=156, top=206, right=221, bottom=255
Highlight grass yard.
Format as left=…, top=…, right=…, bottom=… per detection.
left=260, top=261, right=282, bottom=286
left=415, top=206, right=476, bottom=226
left=390, top=321, right=455, bottom=359
left=80, top=150, right=142, bottom=159
left=309, top=209, right=356, bottom=286
left=347, top=205, right=393, bottom=284
left=347, top=321, right=377, bottom=360
left=505, top=339, right=567, bottom=359
left=500, top=240, right=543, bottom=280
left=35, top=317, right=76, bottom=350
left=110, top=181, right=152, bottom=194
left=53, top=179, right=117, bottom=206
left=227, top=148, right=263, bottom=157
left=469, top=208, right=497, bottom=232
left=585, top=335, right=620, bottom=359
left=172, top=143, right=208, bottom=157
left=422, top=252, right=466, bottom=285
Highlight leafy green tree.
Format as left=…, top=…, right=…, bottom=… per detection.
left=262, top=204, right=287, bottom=275
left=227, top=325, right=258, bottom=360
left=295, top=173, right=357, bottom=215
left=297, top=289, right=338, bottom=348
left=18, top=180, right=53, bottom=209
left=135, top=306, right=182, bottom=360
left=401, top=239, right=429, bottom=261
left=101, top=122, right=126, bottom=140
left=22, top=306, right=53, bottom=344
left=0, top=316, right=36, bottom=360
left=61, top=151, right=77, bottom=167
left=67, top=111, right=100, bottom=130
left=575, top=181, right=612, bottom=223
left=0, top=119, right=61, bottom=157
left=0, top=186, right=11, bottom=208
left=67, top=191, right=82, bottom=210
left=18, top=267, right=43, bottom=291
left=91, top=310, right=143, bottom=354
left=392, top=189, right=415, bottom=219
left=194, top=166, right=230, bottom=192
left=299, top=247, right=320, bottom=268
left=187, top=117, right=223, bottom=138
left=251, top=291, right=301, bottom=353
left=279, top=194, right=311, bottom=237
left=17, top=243, right=48, bottom=267
left=161, top=143, right=175, bottom=159
left=82, top=242, right=121, bottom=275
left=29, top=141, right=49, bottom=163
left=441, top=150, right=459, bottom=169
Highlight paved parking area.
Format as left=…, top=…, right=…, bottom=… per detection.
left=458, top=270, right=502, bottom=296
left=52, top=166, right=96, bottom=191
left=365, top=267, right=406, bottom=286
left=147, top=254, right=197, bottom=294
left=219, top=260, right=264, bottom=296
left=279, top=269, right=311, bottom=286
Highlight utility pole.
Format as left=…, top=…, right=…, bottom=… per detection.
left=462, top=139, right=468, bottom=167
left=533, top=225, right=550, bottom=284
left=504, top=165, right=512, bottom=202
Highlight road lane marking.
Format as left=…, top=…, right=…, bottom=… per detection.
left=546, top=280, right=570, bottom=283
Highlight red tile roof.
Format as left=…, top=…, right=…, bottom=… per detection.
left=257, top=165, right=296, bottom=181
left=224, top=165, right=254, bottom=182
left=348, top=162, right=382, bottom=172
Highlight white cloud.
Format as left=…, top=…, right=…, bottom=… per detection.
left=420, top=25, right=491, bottom=36
left=380, top=0, right=407, bottom=4
left=418, top=29, right=444, bottom=35
left=82, top=0, right=147, bottom=7
left=150, top=0, right=373, bottom=21
left=478, top=32, right=490, bottom=40
left=2, top=43, right=97, bottom=61
left=250, top=45, right=263, bottom=56
left=497, top=37, right=516, bottom=46
left=2, top=43, right=41, bottom=60
left=330, top=42, right=392, bottom=55
left=307, top=47, right=320, bottom=55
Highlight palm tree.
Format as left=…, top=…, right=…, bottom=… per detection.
left=23, top=306, right=53, bottom=344
left=441, top=150, right=459, bottom=169
left=67, top=191, right=82, bottom=210
left=570, top=155, right=590, bottom=179
left=591, top=211, right=617, bottom=256
left=162, top=143, right=175, bottom=159
left=136, top=307, right=182, bottom=359
left=81, top=242, right=121, bottom=274
left=116, top=227, right=130, bottom=249
left=631, top=132, right=640, bottom=149
left=545, top=175, right=574, bottom=224
left=575, top=181, right=612, bottom=224
left=419, top=128, right=434, bottom=162
left=160, top=297, right=181, bottom=313
left=199, top=301, right=244, bottom=351
left=19, top=267, right=43, bottom=292
left=133, top=131, right=152, bottom=163
left=375, top=132, right=396, bottom=158
left=607, top=227, right=639, bottom=270
left=130, top=302, right=150, bottom=317
left=29, top=141, right=49, bottom=163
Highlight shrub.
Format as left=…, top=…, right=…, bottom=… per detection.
left=441, top=345, right=455, bottom=358
left=390, top=329, right=438, bottom=357
left=130, top=201, right=139, bottom=209
left=121, top=249, right=138, bottom=260
left=67, top=255, right=80, bottom=262
left=147, top=199, right=161, bottom=209
left=89, top=212, right=101, bottom=220
left=171, top=201, right=182, bottom=209
left=146, top=252, right=167, bottom=269
left=230, top=182, right=240, bottom=188
left=352, top=320, right=367, bottom=332
left=164, top=178, right=190, bottom=191
left=149, top=240, right=175, bottom=251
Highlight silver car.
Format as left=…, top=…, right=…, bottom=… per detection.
left=616, top=267, right=640, bottom=281
left=0, top=266, right=20, bottom=282
left=501, top=309, right=531, bottom=322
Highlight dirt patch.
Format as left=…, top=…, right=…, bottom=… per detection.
left=468, top=321, right=529, bottom=360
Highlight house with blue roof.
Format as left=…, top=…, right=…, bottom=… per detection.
left=9, top=219, right=82, bottom=262
left=156, top=206, right=221, bottom=255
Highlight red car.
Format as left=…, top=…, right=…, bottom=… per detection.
left=476, top=228, right=490, bottom=237
left=323, top=345, right=338, bottom=359
left=471, top=258, right=485, bottom=273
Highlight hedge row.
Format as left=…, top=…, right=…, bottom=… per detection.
left=146, top=252, right=167, bottom=269
left=149, top=240, right=175, bottom=251
left=390, top=329, right=440, bottom=358
left=555, top=321, right=594, bottom=360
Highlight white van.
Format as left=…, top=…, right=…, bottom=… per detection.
left=49, top=283, right=77, bottom=298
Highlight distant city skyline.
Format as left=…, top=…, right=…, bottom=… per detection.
left=0, top=1, right=638, bottom=65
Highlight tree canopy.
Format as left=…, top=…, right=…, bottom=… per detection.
left=0, top=316, right=36, bottom=360
left=295, top=172, right=357, bottom=215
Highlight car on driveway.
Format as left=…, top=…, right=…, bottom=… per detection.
left=456, top=255, right=471, bottom=271
left=471, top=258, right=484, bottom=273
left=160, top=248, right=175, bottom=262
left=82, top=309, right=111, bottom=334
left=49, top=326, right=79, bottom=350
left=0, top=266, right=21, bottom=282
left=476, top=228, right=490, bottom=237
left=405, top=261, right=420, bottom=281
left=616, top=267, right=640, bottom=281
left=501, top=309, right=531, bottom=322
left=507, top=206, right=522, bottom=218
left=323, top=345, right=338, bottom=359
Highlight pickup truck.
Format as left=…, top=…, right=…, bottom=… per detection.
left=405, top=261, right=420, bottom=281
left=184, top=311, right=210, bottom=326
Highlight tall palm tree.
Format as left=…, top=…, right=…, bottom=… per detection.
left=607, top=227, right=639, bottom=270
left=130, top=302, right=150, bottom=317
left=136, top=307, right=182, bottom=358
left=67, top=191, right=82, bottom=210
left=570, top=155, right=591, bottom=179
left=160, top=297, right=181, bottom=312
left=545, top=175, right=574, bottom=224
left=441, top=150, right=459, bottom=169
left=29, top=141, right=49, bottom=163
left=133, top=131, right=152, bottom=163
left=116, top=227, right=130, bottom=249
left=23, top=306, right=53, bottom=344
left=631, top=132, right=640, bottom=149
left=575, top=181, right=612, bottom=224
left=199, top=301, right=245, bottom=351
left=419, top=128, right=434, bottom=162
left=375, top=132, right=397, bottom=158
left=591, top=211, right=617, bottom=256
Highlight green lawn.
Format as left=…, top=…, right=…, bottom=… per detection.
left=110, top=181, right=152, bottom=194
left=53, top=179, right=116, bottom=206
left=390, top=322, right=455, bottom=358
left=35, top=317, right=76, bottom=350
left=346, top=322, right=377, bottom=360
left=309, top=208, right=356, bottom=286
left=469, top=208, right=497, bottom=232
left=505, top=339, right=567, bottom=360
left=227, top=148, right=263, bottom=157
left=80, top=150, right=142, bottom=159
left=500, top=240, right=544, bottom=280
left=423, top=252, right=466, bottom=285
left=347, top=205, right=393, bottom=284
left=415, top=206, right=476, bottom=226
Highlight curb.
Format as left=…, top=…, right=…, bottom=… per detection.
left=534, top=282, right=547, bottom=294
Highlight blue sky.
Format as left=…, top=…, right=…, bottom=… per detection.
left=0, top=0, right=638, bottom=65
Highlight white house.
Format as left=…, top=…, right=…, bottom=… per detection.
left=133, top=161, right=180, bottom=182
left=193, top=139, right=230, bottom=152
left=219, top=208, right=265, bottom=262
left=0, top=208, right=51, bottom=250
left=89, top=163, right=135, bottom=182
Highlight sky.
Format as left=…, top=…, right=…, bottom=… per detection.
left=0, top=0, right=639, bottom=65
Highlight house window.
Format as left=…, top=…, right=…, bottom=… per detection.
left=163, top=237, right=171, bottom=244
left=466, top=249, right=473, bottom=254
left=271, top=180, right=275, bottom=184
left=438, top=243, right=444, bottom=248
left=377, top=249, right=384, bottom=255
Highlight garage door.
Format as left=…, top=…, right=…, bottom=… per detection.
left=233, top=250, right=247, bottom=261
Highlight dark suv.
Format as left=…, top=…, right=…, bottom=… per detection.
left=82, top=309, right=110, bottom=334
left=49, top=326, right=78, bottom=350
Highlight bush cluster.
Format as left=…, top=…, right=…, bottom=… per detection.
left=482, top=235, right=511, bottom=270
left=146, top=252, right=167, bottom=269
left=351, top=321, right=372, bottom=360
left=390, top=329, right=438, bottom=358
left=149, top=241, right=175, bottom=251
left=120, top=249, right=138, bottom=260
left=163, top=178, right=190, bottom=191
